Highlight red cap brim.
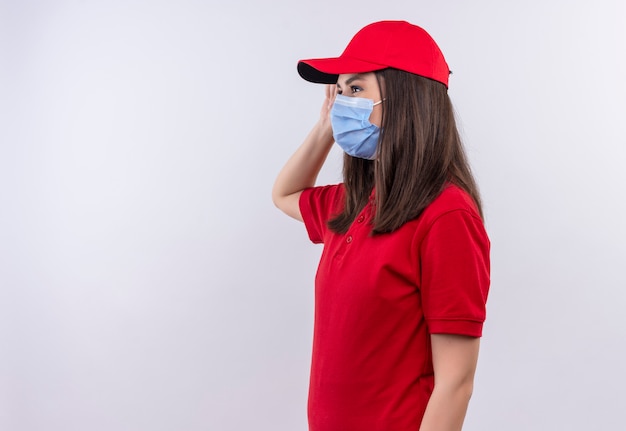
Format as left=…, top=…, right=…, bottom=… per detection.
left=297, top=57, right=388, bottom=84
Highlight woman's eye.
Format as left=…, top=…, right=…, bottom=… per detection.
left=350, top=86, right=362, bottom=94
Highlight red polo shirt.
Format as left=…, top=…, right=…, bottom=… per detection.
left=299, top=183, right=490, bottom=431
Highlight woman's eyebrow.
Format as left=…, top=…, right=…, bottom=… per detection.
left=337, top=74, right=365, bottom=87
left=345, top=74, right=365, bottom=85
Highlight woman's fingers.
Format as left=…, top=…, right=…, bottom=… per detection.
left=327, top=84, right=337, bottom=104
left=321, top=85, right=333, bottom=118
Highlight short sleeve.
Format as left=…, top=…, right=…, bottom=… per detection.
left=299, top=184, right=345, bottom=244
left=420, top=209, right=491, bottom=337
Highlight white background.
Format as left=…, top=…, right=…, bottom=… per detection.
left=1, top=1, right=625, bottom=430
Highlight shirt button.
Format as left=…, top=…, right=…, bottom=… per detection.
left=346, top=235, right=353, bottom=244
left=357, top=215, right=365, bottom=223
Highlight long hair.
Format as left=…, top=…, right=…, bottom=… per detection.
left=328, top=68, right=483, bottom=235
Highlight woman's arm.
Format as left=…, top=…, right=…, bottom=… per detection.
left=419, top=334, right=480, bottom=431
left=271, top=85, right=336, bottom=221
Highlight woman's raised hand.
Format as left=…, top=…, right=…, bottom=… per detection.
left=319, top=84, right=337, bottom=128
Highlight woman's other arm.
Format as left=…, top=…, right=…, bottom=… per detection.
left=271, top=85, right=336, bottom=221
left=419, top=334, right=480, bottom=431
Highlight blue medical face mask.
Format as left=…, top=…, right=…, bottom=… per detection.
left=330, top=94, right=383, bottom=160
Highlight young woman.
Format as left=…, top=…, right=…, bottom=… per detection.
left=272, top=21, right=490, bottom=431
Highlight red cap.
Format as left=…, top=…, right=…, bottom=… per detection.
left=298, top=20, right=450, bottom=87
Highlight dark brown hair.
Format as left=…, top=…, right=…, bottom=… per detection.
left=328, top=68, right=483, bottom=235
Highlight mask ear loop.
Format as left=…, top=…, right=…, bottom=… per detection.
left=373, top=98, right=385, bottom=159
